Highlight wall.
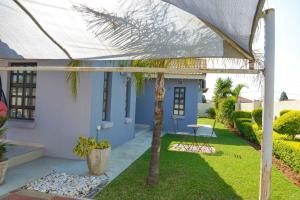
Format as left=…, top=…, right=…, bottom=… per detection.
left=240, top=100, right=300, bottom=118
left=89, top=62, right=136, bottom=148
left=197, top=102, right=213, bottom=117
left=136, top=79, right=199, bottom=133
left=273, top=100, right=300, bottom=117
left=240, top=101, right=262, bottom=111
left=0, top=60, right=137, bottom=159
left=0, top=59, right=91, bottom=159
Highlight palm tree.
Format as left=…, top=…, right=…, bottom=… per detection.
left=212, top=77, right=233, bottom=108
left=232, top=83, right=247, bottom=100
left=74, top=3, right=203, bottom=186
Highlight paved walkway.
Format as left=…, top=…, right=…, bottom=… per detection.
left=171, top=124, right=216, bottom=137
left=0, top=128, right=153, bottom=199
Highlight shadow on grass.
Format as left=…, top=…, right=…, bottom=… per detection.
left=97, top=134, right=243, bottom=200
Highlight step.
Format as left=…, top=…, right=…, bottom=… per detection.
left=135, top=124, right=151, bottom=136
left=4, top=140, right=44, bottom=168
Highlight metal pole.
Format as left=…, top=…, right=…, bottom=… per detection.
left=259, top=8, right=275, bottom=200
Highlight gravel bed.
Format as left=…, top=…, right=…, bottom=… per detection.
left=23, top=171, right=109, bottom=198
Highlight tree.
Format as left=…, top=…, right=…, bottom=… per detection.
left=232, top=84, right=247, bottom=100
left=74, top=4, right=202, bottom=186
left=279, top=91, right=288, bottom=101
left=212, top=77, right=233, bottom=108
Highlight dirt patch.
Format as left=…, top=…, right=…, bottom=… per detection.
left=229, top=127, right=300, bottom=188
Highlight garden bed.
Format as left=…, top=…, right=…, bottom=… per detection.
left=23, top=172, right=109, bottom=198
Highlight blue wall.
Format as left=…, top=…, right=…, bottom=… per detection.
left=136, top=79, right=200, bottom=133
left=89, top=61, right=136, bottom=148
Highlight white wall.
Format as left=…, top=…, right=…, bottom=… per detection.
left=240, top=101, right=262, bottom=111
left=240, top=100, right=300, bottom=118
left=273, top=100, right=300, bottom=117
left=198, top=102, right=213, bottom=117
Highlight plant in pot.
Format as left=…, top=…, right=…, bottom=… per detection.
left=0, top=101, right=8, bottom=185
left=73, top=135, right=111, bottom=175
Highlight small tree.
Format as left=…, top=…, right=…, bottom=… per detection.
left=274, top=111, right=300, bottom=140
left=279, top=91, right=288, bottom=101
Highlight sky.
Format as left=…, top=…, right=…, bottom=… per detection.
left=205, top=0, right=300, bottom=101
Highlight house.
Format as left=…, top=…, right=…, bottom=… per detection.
left=136, top=74, right=206, bottom=133
left=0, top=0, right=209, bottom=159
left=0, top=59, right=205, bottom=159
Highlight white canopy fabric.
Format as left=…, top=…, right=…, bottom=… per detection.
left=0, top=0, right=264, bottom=60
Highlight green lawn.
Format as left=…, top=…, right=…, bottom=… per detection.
left=96, top=118, right=300, bottom=200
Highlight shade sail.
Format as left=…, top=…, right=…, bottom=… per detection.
left=0, top=0, right=264, bottom=60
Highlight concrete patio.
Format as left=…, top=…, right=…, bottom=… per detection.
left=0, top=127, right=153, bottom=197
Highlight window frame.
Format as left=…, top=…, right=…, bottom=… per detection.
left=9, top=63, right=37, bottom=121
left=173, top=87, right=186, bottom=116
left=102, top=72, right=112, bottom=121
left=125, top=78, right=131, bottom=118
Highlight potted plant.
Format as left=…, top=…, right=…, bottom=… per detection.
left=73, top=136, right=111, bottom=175
left=0, top=101, right=8, bottom=185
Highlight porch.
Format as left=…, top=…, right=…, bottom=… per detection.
left=0, top=125, right=152, bottom=198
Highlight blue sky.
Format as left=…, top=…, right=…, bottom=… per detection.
left=205, top=0, right=300, bottom=101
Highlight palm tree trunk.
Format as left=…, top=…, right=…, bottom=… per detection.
left=147, top=72, right=165, bottom=186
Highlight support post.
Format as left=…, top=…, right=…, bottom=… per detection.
left=259, top=9, right=275, bottom=200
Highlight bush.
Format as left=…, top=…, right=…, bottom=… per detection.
left=252, top=108, right=262, bottom=127
left=273, top=111, right=300, bottom=139
left=205, top=107, right=216, bottom=119
left=235, top=120, right=259, bottom=143
left=279, top=110, right=300, bottom=116
left=273, top=140, right=300, bottom=175
left=232, top=111, right=252, bottom=121
left=233, top=114, right=300, bottom=175
left=217, top=97, right=236, bottom=126
left=280, top=110, right=292, bottom=116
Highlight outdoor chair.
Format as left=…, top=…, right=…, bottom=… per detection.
left=199, top=120, right=216, bottom=152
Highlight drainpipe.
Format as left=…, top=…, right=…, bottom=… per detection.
left=259, top=8, right=275, bottom=200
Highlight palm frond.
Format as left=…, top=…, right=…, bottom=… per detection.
left=66, top=60, right=81, bottom=100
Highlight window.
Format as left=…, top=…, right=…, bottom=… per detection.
left=9, top=63, right=37, bottom=120
left=125, top=78, right=131, bottom=118
left=173, top=87, right=185, bottom=116
left=102, top=72, right=112, bottom=121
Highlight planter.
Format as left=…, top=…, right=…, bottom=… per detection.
left=87, top=147, right=111, bottom=176
left=0, top=159, right=8, bottom=185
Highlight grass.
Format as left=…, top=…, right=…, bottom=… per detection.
left=96, top=118, right=300, bottom=200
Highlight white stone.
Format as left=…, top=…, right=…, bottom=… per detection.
left=23, top=172, right=109, bottom=198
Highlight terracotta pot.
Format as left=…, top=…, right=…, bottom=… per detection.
left=0, top=160, right=8, bottom=185
left=87, top=147, right=111, bottom=176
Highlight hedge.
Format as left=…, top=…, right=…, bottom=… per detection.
left=232, top=111, right=252, bottom=121
left=273, top=140, right=300, bottom=175
left=274, top=111, right=300, bottom=139
left=234, top=118, right=259, bottom=143
left=252, top=108, right=262, bottom=127
left=280, top=110, right=291, bottom=116
left=233, top=116, right=300, bottom=175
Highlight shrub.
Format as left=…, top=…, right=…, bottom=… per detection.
left=73, top=135, right=110, bottom=158
left=273, top=111, right=300, bottom=139
left=233, top=114, right=300, bottom=175
left=217, top=97, right=236, bottom=126
left=280, top=110, right=292, bottom=116
left=273, top=140, right=300, bottom=175
left=232, top=111, right=252, bottom=121
left=205, top=107, right=216, bottom=119
left=252, top=108, right=262, bottom=127
left=235, top=120, right=259, bottom=143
